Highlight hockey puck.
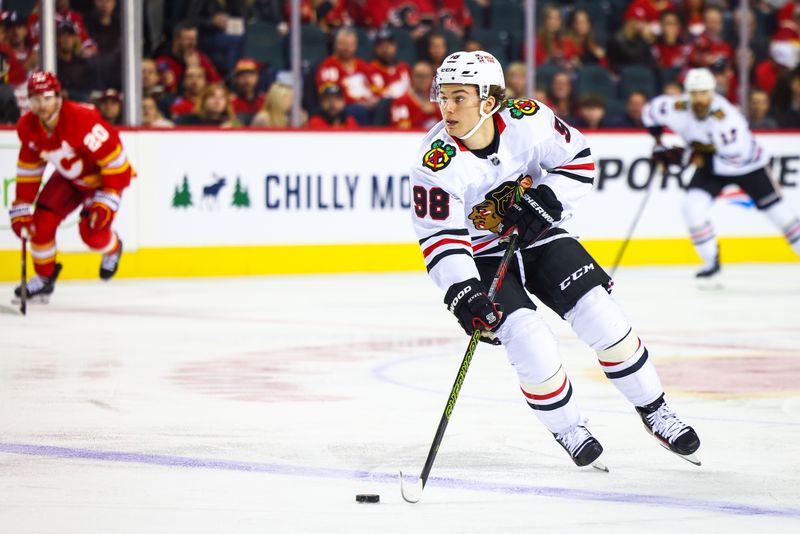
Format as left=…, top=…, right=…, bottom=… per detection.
left=355, top=494, right=380, bottom=503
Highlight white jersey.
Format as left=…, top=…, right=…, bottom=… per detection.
left=410, top=99, right=595, bottom=292
left=642, top=93, right=768, bottom=176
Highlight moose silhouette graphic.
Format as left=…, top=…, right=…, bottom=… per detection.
left=201, top=175, right=227, bottom=209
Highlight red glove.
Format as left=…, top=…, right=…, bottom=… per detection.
left=83, top=190, right=120, bottom=232
left=9, top=202, right=35, bottom=239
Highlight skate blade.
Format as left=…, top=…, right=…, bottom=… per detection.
left=696, top=280, right=723, bottom=291
left=11, top=295, right=50, bottom=305
left=591, top=460, right=609, bottom=472
left=656, top=440, right=702, bottom=466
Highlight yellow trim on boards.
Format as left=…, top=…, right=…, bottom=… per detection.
left=0, top=236, right=796, bottom=281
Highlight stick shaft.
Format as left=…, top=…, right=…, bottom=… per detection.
left=418, top=234, right=519, bottom=489
left=20, top=238, right=27, bottom=316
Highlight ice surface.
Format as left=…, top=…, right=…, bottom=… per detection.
left=1, top=265, right=799, bottom=533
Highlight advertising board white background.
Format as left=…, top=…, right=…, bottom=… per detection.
left=1, top=129, right=799, bottom=252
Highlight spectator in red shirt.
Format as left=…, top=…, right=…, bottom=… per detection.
left=27, top=0, right=98, bottom=58
left=229, top=58, right=265, bottom=120
left=169, top=65, right=207, bottom=119
left=316, top=27, right=379, bottom=124
left=438, top=0, right=472, bottom=38
left=3, top=11, right=36, bottom=75
left=534, top=4, right=576, bottom=68
left=308, top=83, right=358, bottom=128
left=755, top=39, right=798, bottom=94
left=370, top=28, right=411, bottom=99
left=563, top=8, right=607, bottom=67
left=652, top=10, right=691, bottom=69
left=389, top=60, right=439, bottom=129
left=688, top=6, right=732, bottom=68
left=156, top=20, right=222, bottom=94
left=284, top=0, right=350, bottom=31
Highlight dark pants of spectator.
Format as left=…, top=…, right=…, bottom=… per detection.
left=346, top=103, right=372, bottom=126
left=205, top=31, right=245, bottom=77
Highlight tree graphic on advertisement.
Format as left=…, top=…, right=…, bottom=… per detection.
left=232, top=176, right=250, bottom=208
left=172, top=175, right=193, bottom=208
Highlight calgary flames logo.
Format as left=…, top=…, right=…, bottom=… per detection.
left=422, top=139, right=456, bottom=172
left=468, top=174, right=533, bottom=232
left=507, top=99, right=539, bottom=119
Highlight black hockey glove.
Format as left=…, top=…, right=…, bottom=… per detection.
left=444, top=278, right=504, bottom=345
left=652, top=144, right=685, bottom=168
left=500, top=185, right=563, bottom=247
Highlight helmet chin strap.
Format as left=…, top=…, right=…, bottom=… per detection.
left=458, top=101, right=501, bottom=141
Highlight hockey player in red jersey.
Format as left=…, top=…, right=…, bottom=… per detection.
left=8, top=71, right=134, bottom=301
left=411, top=51, right=700, bottom=469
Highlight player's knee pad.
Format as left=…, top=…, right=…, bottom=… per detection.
left=79, top=218, right=114, bottom=250
left=682, top=188, right=714, bottom=228
left=496, top=308, right=561, bottom=385
left=564, top=286, right=630, bottom=351
left=31, top=207, right=61, bottom=243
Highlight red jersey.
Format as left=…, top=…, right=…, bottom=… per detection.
left=27, top=9, right=98, bottom=57
left=0, top=43, right=26, bottom=85
left=348, top=0, right=435, bottom=28
left=755, top=60, right=780, bottom=93
left=155, top=53, right=222, bottom=93
left=689, top=32, right=732, bottom=66
left=170, top=97, right=197, bottom=119
left=316, top=56, right=380, bottom=104
left=651, top=40, right=691, bottom=68
left=371, top=61, right=411, bottom=99
left=231, top=94, right=265, bottom=115
left=14, top=100, right=134, bottom=205
left=389, top=92, right=440, bottom=129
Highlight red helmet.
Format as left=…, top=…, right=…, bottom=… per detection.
left=27, top=71, right=62, bottom=97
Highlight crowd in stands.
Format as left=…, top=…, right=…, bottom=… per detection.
left=1, top=0, right=800, bottom=129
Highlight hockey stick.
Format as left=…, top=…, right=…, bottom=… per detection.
left=400, top=232, right=519, bottom=504
left=609, top=162, right=663, bottom=277
left=20, top=237, right=27, bottom=316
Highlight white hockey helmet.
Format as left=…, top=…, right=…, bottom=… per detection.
left=684, top=68, right=716, bottom=92
left=431, top=51, right=505, bottom=102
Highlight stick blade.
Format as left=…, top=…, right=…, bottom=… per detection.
left=399, top=470, right=423, bottom=504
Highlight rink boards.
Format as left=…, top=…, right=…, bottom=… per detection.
left=0, top=128, right=798, bottom=280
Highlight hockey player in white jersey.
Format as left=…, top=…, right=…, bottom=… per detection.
left=643, top=67, right=800, bottom=278
left=410, top=51, right=701, bottom=468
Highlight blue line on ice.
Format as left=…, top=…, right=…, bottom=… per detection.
left=1, top=442, right=798, bottom=519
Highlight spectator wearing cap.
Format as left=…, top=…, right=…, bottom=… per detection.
left=230, top=58, right=265, bottom=121
left=308, top=83, right=358, bottom=128
left=3, top=11, right=36, bottom=75
left=679, top=0, right=706, bottom=37
left=687, top=6, right=733, bottom=69
left=27, top=0, right=98, bottom=58
left=371, top=29, right=411, bottom=100
left=607, top=3, right=655, bottom=71
left=316, top=27, right=379, bottom=124
left=651, top=10, right=691, bottom=69
left=389, top=60, right=439, bottom=129
left=155, top=20, right=222, bottom=94
left=755, top=34, right=799, bottom=94
left=57, top=18, right=100, bottom=101
left=748, top=89, right=779, bottom=129
left=571, top=95, right=610, bottom=130
left=176, top=82, right=240, bottom=127
left=169, top=65, right=208, bottom=119
left=608, top=91, right=648, bottom=128
left=251, top=81, right=306, bottom=127
left=142, top=95, right=174, bottom=127
left=96, top=88, right=122, bottom=125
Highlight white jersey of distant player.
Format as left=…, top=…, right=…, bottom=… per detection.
left=410, top=99, right=595, bottom=292
left=642, top=93, right=768, bottom=176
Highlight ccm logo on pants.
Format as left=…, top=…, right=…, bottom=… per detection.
left=560, top=264, right=594, bottom=291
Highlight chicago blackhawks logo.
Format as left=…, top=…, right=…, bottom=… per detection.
left=422, top=139, right=456, bottom=172
left=507, top=99, right=539, bottom=119
left=468, top=174, right=533, bottom=232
